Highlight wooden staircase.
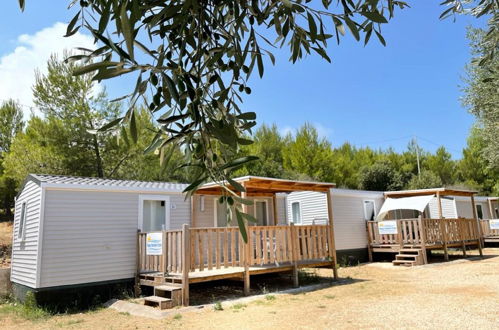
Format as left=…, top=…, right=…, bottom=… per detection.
left=139, top=273, right=184, bottom=310
left=392, top=248, right=424, bottom=267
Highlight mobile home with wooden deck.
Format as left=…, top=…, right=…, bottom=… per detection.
left=11, top=174, right=190, bottom=302
left=11, top=174, right=339, bottom=307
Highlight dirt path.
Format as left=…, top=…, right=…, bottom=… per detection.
left=2, top=248, right=499, bottom=329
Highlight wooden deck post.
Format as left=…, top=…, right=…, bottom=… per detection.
left=326, top=190, right=338, bottom=280
left=440, top=219, right=449, bottom=261
left=242, top=190, right=251, bottom=295
left=272, top=193, right=279, bottom=226
left=366, top=222, right=373, bottom=262
left=290, top=223, right=299, bottom=287
left=488, top=198, right=494, bottom=220
left=417, top=216, right=428, bottom=264
left=437, top=192, right=443, bottom=219
left=161, top=230, right=167, bottom=274
left=182, top=224, right=190, bottom=306
left=471, top=195, right=484, bottom=256
left=134, top=230, right=141, bottom=297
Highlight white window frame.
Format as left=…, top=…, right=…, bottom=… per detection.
left=476, top=204, right=483, bottom=220
left=363, top=200, right=377, bottom=221
left=291, top=201, right=302, bottom=225
left=253, top=199, right=269, bottom=226
left=138, top=195, right=171, bottom=232
left=18, top=201, right=27, bottom=241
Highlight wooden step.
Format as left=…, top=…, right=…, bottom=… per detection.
left=154, top=284, right=182, bottom=292
left=392, top=260, right=416, bottom=266
left=144, top=296, right=173, bottom=310
left=399, top=249, right=421, bottom=254
left=396, top=254, right=419, bottom=259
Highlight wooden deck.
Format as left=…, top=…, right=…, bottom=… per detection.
left=367, top=217, right=483, bottom=263
left=137, top=224, right=335, bottom=306
left=480, top=219, right=499, bottom=243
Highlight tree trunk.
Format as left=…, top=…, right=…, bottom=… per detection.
left=92, top=135, right=104, bottom=178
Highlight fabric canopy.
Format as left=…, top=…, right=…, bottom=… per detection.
left=376, top=195, right=435, bottom=221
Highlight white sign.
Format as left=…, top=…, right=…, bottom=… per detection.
left=146, top=233, right=163, bottom=255
left=378, top=220, right=398, bottom=235
left=490, top=220, right=499, bottom=230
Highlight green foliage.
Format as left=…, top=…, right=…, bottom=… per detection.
left=213, top=301, right=223, bottom=311
left=22, top=1, right=411, bottom=204
left=406, top=170, right=443, bottom=190
left=462, top=27, right=499, bottom=170
left=282, top=123, right=334, bottom=182
left=0, top=100, right=24, bottom=217
left=2, top=55, right=194, bottom=192
left=0, top=292, right=50, bottom=321
left=358, top=160, right=403, bottom=191
left=455, top=127, right=498, bottom=195
left=0, top=100, right=23, bottom=154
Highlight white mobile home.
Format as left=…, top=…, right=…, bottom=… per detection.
left=11, top=174, right=189, bottom=297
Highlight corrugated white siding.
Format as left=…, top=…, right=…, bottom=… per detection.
left=39, top=189, right=189, bottom=288
left=455, top=200, right=474, bottom=218
left=285, top=190, right=384, bottom=250
left=428, top=197, right=457, bottom=218
left=286, top=191, right=328, bottom=225
left=332, top=195, right=384, bottom=250
left=11, top=181, right=42, bottom=288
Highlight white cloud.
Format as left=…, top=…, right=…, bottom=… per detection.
left=0, top=22, right=94, bottom=117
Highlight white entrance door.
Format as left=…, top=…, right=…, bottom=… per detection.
left=138, top=195, right=170, bottom=232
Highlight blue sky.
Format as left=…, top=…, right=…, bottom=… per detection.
left=0, top=1, right=487, bottom=158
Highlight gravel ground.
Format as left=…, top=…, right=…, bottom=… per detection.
left=1, top=247, right=499, bottom=329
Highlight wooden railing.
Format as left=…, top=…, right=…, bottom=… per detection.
left=138, top=224, right=332, bottom=275
left=189, top=227, right=243, bottom=272
left=480, top=219, right=499, bottom=239
left=367, top=218, right=481, bottom=247
left=138, top=230, right=183, bottom=273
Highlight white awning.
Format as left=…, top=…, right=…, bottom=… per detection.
left=376, top=195, right=435, bottom=221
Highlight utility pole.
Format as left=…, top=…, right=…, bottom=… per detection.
left=414, top=136, right=421, bottom=179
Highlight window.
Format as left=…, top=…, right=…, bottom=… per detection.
left=199, top=195, right=205, bottom=212
left=139, top=195, right=170, bottom=232
left=476, top=204, right=483, bottom=220
left=495, top=207, right=499, bottom=219
left=18, top=202, right=27, bottom=240
left=363, top=200, right=376, bottom=221
left=291, top=202, right=301, bottom=224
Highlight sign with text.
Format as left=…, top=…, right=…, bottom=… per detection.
left=146, top=232, right=163, bottom=255
left=490, top=220, right=499, bottom=230
left=378, top=220, right=398, bottom=235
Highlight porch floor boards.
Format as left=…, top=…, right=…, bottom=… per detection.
left=141, top=259, right=331, bottom=284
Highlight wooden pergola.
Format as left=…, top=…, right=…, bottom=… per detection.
left=384, top=187, right=479, bottom=220
left=368, top=187, right=483, bottom=263
left=195, top=176, right=338, bottom=294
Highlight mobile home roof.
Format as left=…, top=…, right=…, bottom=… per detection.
left=21, top=174, right=188, bottom=194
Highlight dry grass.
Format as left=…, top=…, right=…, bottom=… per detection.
left=0, top=222, right=12, bottom=246
left=2, top=248, right=499, bottom=329
left=0, top=222, right=12, bottom=268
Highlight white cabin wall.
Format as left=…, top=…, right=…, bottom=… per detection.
left=455, top=199, right=474, bottom=218
left=11, top=181, right=42, bottom=288
left=39, top=189, right=189, bottom=288
left=427, top=197, right=457, bottom=218
left=285, top=190, right=384, bottom=250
